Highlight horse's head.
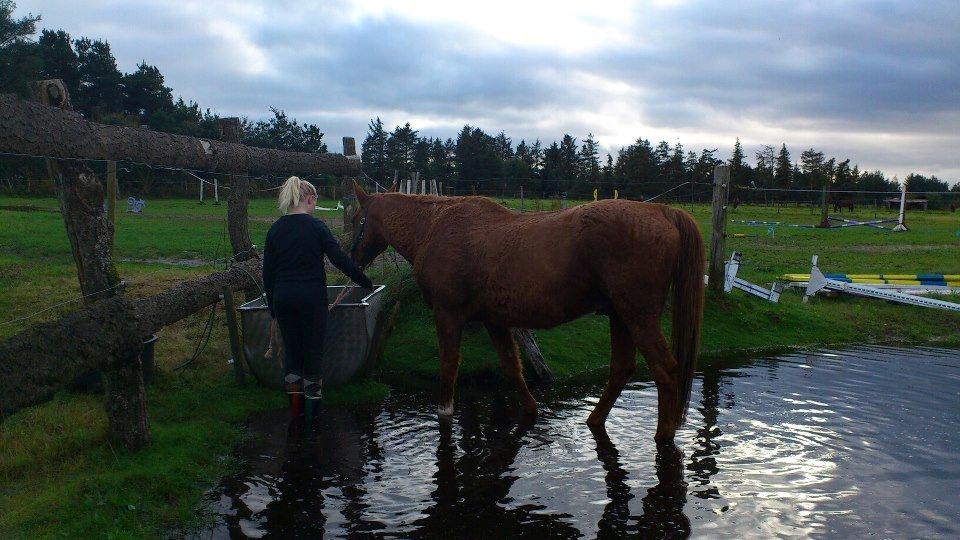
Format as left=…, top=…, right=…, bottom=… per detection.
left=349, top=179, right=390, bottom=267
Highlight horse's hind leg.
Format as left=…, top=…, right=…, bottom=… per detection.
left=485, top=324, right=538, bottom=415
left=587, top=313, right=637, bottom=427
left=632, top=325, right=682, bottom=443
left=434, top=310, right=464, bottom=418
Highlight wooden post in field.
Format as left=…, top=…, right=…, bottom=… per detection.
left=221, top=286, right=247, bottom=383
left=106, top=160, right=117, bottom=239
left=342, top=137, right=360, bottom=239
left=818, top=180, right=830, bottom=228
left=708, top=165, right=731, bottom=292
left=29, top=79, right=148, bottom=449
left=342, top=136, right=357, bottom=158
left=512, top=329, right=553, bottom=384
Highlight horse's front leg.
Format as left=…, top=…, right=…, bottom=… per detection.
left=434, top=310, right=464, bottom=418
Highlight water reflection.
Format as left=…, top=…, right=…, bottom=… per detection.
left=200, top=346, right=960, bottom=538
left=592, top=427, right=690, bottom=538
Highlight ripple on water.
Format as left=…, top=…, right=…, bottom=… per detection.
left=198, top=347, right=960, bottom=538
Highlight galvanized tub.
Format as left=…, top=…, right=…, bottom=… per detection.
left=237, top=285, right=386, bottom=388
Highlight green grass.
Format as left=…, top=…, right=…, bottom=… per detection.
left=0, top=196, right=958, bottom=537
left=0, top=374, right=283, bottom=537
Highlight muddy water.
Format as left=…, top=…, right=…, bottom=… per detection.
left=200, top=347, right=960, bottom=538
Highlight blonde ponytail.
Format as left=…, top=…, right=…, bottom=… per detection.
left=277, top=176, right=317, bottom=214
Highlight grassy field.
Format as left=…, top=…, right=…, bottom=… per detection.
left=1, top=194, right=959, bottom=537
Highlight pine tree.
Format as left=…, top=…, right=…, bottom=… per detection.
left=74, top=37, right=124, bottom=118
left=541, top=142, right=562, bottom=195
left=754, top=145, right=776, bottom=188
left=602, top=154, right=615, bottom=194
left=578, top=133, right=600, bottom=186
left=454, top=126, right=498, bottom=190
left=670, top=142, right=685, bottom=187
left=493, top=131, right=513, bottom=160
left=654, top=141, right=671, bottom=184
left=384, top=122, right=418, bottom=180
left=0, top=1, right=40, bottom=95
left=730, top=138, right=745, bottom=182
left=429, top=137, right=452, bottom=185
left=799, top=148, right=826, bottom=189
left=558, top=135, right=579, bottom=192
left=411, top=137, right=431, bottom=176
left=123, top=62, right=172, bottom=122
left=38, top=29, right=79, bottom=98
left=242, top=108, right=326, bottom=153
left=361, top=117, right=389, bottom=184
left=529, top=140, right=543, bottom=175
left=774, top=144, right=792, bottom=188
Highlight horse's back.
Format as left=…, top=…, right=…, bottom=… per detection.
left=415, top=197, right=688, bottom=327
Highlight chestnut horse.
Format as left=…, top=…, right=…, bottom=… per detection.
left=349, top=182, right=704, bottom=441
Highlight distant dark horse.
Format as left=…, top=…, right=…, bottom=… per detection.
left=833, top=199, right=855, bottom=213
left=349, top=182, right=704, bottom=442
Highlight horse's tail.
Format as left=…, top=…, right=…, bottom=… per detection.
left=665, top=207, right=705, bottom=425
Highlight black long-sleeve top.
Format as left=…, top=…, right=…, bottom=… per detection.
left=262, top=213, right=372, bottom=316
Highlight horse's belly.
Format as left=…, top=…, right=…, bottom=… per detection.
left=476, top=286, right=601, bottom=329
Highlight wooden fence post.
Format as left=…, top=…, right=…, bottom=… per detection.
left=708, top=165, right=731, bottom=292
left=221, top=286, right=246, bottom=383
left=512, top=329, right=553, bottom=384
left=29, top=79, right=148, bottom=449
left=818, top=180, right=830, bottom=228
left=341, top=136, right=360, bottom=239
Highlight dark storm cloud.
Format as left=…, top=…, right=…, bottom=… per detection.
left=19, top=0, right=960, bottom=180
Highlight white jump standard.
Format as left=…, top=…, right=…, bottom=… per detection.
left=803, top=256, right=960, bottom=312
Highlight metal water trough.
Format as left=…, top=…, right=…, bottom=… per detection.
left=237, top=285, right=386, bottom=388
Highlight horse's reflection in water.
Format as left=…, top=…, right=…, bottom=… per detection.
left=415, top=396, right=690, bottom=539
left=211, top=400, right=690, bottom=538
left=592, top=426, right=690, bottom=538
left=412, top=397, right=582, bottom=538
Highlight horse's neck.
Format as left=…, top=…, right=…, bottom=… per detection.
left=382, top=196, right=442, bottom=262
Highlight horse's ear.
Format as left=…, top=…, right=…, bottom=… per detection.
left=353, top=179, right=368, bottom=204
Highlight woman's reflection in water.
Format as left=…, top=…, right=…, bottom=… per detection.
left=258, top=407, right=381, bottom=537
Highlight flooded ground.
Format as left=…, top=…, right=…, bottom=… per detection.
left=200, top=346, right=960, bottom=538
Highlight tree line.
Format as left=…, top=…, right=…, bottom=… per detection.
left=362, top=119, right=958, bottom=202
left=1, top=1, right=956, bottom=202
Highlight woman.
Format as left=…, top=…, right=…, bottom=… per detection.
left=263, top=176, right=372, bottom=412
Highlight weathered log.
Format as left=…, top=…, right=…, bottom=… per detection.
left=0, top=92, right=360, bottom=177
left=104, top=353, right=150, bottom=449
left=29, top=80, right=120, bottom=304
left=0, top=258, right=262, bottom=416
left=512, top=329, right=554, bottom=384
left=29, top=80, right=152, bottom=447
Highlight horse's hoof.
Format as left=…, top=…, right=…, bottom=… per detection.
left=522, top=400, right=538, bottom=416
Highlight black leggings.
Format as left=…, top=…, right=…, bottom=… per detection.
left=273, top=280, right=327, bottom=382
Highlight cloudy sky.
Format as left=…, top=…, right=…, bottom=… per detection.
left=20, top=0, right=960, bottom=183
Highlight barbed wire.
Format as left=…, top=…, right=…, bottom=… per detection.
left=0, top=264, right=186, bottom=329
